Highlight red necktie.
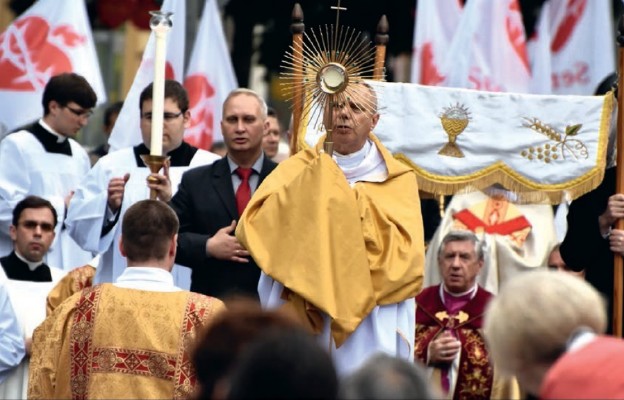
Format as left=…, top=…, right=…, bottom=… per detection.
left=235, top=167, right=253, bottom=215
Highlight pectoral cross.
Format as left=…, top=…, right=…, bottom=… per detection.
left=435, top=310, right=469, bottom=328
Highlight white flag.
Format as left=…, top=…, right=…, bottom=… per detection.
left=527, top=1, right=553, bottom=94
left=0, top=0, right=106, bottom=133
left=549, top=0, right=614, bottom=95
left=443, top=0, right=531, bottom=93
left=410, top=0, right=462, bottom=85
left=108, top=0, right=186, bottom=151
left=183, top=0, right=237, bottom=150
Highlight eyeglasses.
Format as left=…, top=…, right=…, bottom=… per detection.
left=141, top=111, right=184, bottom=121
left=64, top=105, right=93, bottom=118
left=20, top=221, right=55, bottom=233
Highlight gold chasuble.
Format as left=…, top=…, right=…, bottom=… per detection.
left=237, top=134, right=425, bottom=346
left=46, top=264, right=96, bottom=315
left=28, top=284, right=225, bottom=399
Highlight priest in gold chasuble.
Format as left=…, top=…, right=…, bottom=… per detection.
left=237, top=83, right=425, bottom=375
left=28, top=201, right=225, bottom=399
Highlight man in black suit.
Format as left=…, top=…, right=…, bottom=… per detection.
left=166, top=88, right=277, bottom=299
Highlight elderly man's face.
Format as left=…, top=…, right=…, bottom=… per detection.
left=438, top=240, right=483, bottom=293
left=331, top=84, right=379, bottom=155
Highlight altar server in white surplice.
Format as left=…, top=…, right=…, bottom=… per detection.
left=0, top=196, right=64, bottom=399
left=66, top=80, right=220, bottom=289
left=0, top=269, right=25, bottom=390
left=0, top=73, right=98, bottom=270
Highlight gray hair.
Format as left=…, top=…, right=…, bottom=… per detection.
left=484, top=270, right=606, bottom=378
left=437, top=230, right=484, bottom=261
left=338, top=353, right=436, bottom=399
left=223, top=88, right=268, bottom=119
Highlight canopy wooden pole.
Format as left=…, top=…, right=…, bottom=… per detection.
left=373, top=15, right=388, bottom=80
left=613, top=15, right=624, bottom=337
left=289, top=3, right=304, bottom=155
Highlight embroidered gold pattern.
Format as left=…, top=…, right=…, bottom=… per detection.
left=414, top=325, right=438, bottom=359
left=70, top=286, right=101, bottom=400
left=147, top=354, right=172, bottom=379
left=93, top=348, right=118, bottom=371
left=457, top=329, right=493, bottom=398
left=91, top=347, right=176, bottom=379
left=172, top=293, right=219, bottom=399
left=522, top=118, right=588, bottom=163
left=438, top=103, right=471, bottom=158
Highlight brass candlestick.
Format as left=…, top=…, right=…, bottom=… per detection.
left=140, top=154, right=170, bottom=200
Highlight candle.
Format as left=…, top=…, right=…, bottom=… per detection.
left=148, top=11, right=173, bottom=156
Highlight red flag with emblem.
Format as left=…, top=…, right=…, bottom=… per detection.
left=410, top=0, right=463, bottom=85
left=183, top=0, right=237, bottom=149
left=108, top=0, right=186, bottom=151
left=0, top=0, right=106, bottom=135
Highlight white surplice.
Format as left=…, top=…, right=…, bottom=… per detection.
left=0, top=122, right=92, bottom=270
left=0, top=268, right=25, bottom=387
left=0, top=266, right=64, bottom=399
left=65, top=146, right=220, bottom=289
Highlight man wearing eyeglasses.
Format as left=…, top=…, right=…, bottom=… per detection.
left=0, top=195, right=65, bottom=398
left=65, top=80, right=221, bottom=289
left=0, top=73, right=97, bottom=272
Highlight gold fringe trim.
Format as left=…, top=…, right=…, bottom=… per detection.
left=295, top=88, right=613, bottom=205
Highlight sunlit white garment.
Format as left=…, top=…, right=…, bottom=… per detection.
left=0, top=121, right=92, bottom=269
left=65, top=146, right=220, bottom=289
left=0, top=265, right=64, bottom=399
left=0, top=268, right=25, bottom=386
left=259, top=276, right=414, bottom=376
left=259, top=139, right=414, bottom=376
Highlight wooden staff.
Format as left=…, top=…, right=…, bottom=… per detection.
left=373, top=15, right=388, bottom=80
left=290, top=3, right=304, bottom=155
left=614, top=15, right=624, bottom=337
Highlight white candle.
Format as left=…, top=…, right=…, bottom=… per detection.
left=149, top=12, right=172, bottom=156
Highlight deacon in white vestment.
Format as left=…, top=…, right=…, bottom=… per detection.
left=237, top=83, right=424, bottom=376
left=424, top=188, right=557, bottom=294
left=0, top=73, right=98, bottom=270
left=66, top=80, right=220, bottom=289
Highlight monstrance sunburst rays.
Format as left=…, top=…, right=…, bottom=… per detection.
left=280, top=21, right=379, bottom=155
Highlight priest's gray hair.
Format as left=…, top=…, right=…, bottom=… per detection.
left=437, top=230, right=484, bottom=261
left=484, top=270, right=607, bottom=382
left=339, top=353, right=437, bottom=399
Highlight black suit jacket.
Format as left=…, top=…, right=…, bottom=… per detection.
left=170, top=156, right=277, bottom=299
left=560, top=166, right=616, bottom=332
